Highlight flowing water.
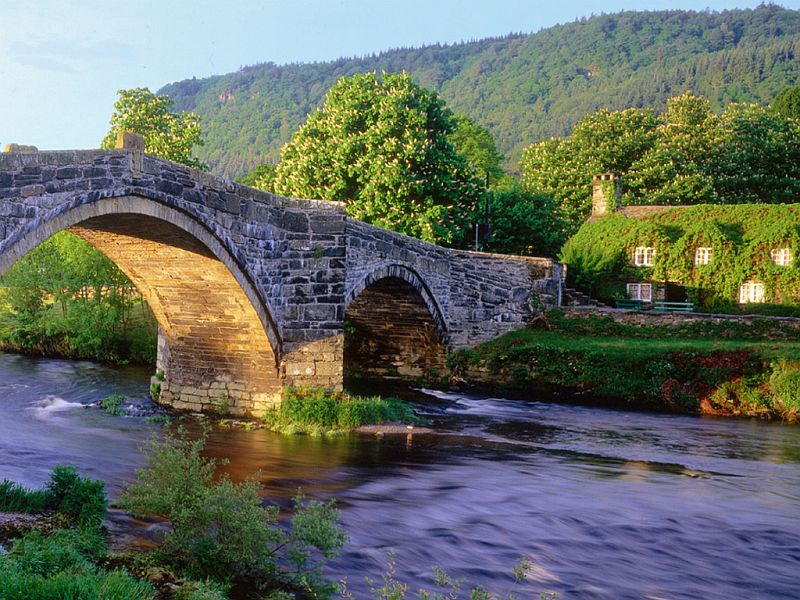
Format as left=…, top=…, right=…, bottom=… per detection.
left=1, top=352, right=799, bottom=599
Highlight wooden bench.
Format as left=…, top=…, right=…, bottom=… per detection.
left=653, top=301, right=694, bottom=312
left=616, top=299, right=646, bottom=311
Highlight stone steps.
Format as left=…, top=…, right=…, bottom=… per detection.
left=562, top=287, right=606, bottom=308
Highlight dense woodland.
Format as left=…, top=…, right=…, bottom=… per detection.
left=161, top=5, right=800, bottom=178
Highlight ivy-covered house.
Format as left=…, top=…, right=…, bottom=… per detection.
left=561, top=174, right=800, bottom=311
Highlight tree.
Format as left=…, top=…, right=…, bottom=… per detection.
left=272, top=72, right=484, bottom=244
left=520, top=107, right=657, bottom=229
left=625, top=93, right=719, bottom=205
left=772, top=85, right=800, bottom=120
left=449, top=114, right=505, bottom=186
left=100, top=87, right=207, bottom=170
left=487, top=182, right=567, bottom=257
left=520, top=93, right=800, bottom=232
left=238, top=162, right=277, bottom=192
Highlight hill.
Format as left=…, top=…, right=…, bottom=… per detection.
left=160, top=5, right=800, bottom=178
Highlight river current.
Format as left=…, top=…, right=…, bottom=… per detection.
left=1, top=352, right=798, bottom=599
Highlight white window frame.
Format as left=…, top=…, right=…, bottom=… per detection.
left=627, top=283, right=652, bottom=302
left=770, top=248, right=793, bottom=266
left=695, top=247, right=713, bottom=266
left=633, top=246, right=655, bottom=267
left=738, top=281, right=765, bottom=304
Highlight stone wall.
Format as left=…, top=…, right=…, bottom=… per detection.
left=565, top=307, right=800, bottom=335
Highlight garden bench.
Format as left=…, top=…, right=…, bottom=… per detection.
left=653, top=301, right=694, bottom=312
left=615, top=299, right=646, bottom=311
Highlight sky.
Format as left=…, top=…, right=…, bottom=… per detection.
left=1, top=0, right=798, bottom=151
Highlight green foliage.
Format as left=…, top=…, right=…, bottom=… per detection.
left=772, top=85, right=800, bottom=120
left=266, top=387, right=419, bottom=434
left=171, top=579, right=230, bottom=600
left=100, top=394, right=127, bottom=416
left=0, top=231, right=157, bottom=364
left=561, top=205, right=800, bottom=309
left=521, top=93, right=800, bottom=230
left=272, top=71, right=483, bottom=245
left=45, top=465, right=108, bottom=529
left=449, top=114, right=505, bottom=185
left=0, top=466, right=107, bottom=529
left=0, top=480, right=51, bottom=514
left=769, top=361, right=800, bottom=417
left=119, top=430, right=346, bottom=594
left=0, top=528, right=152, bottom=600
left=238, top=161, right=277, bottom=192
left=161, top=7, right=800, bottom=179
left=100, top=87, right=207, bottom=170
left=447, top=314, right=800, bottom=419
left=487, top=183, right=567, bottom=257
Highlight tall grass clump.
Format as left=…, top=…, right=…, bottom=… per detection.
left=265, top=387, right=419, bottom=434
left=0, top=521, right=152, bottom=600
left=769, top=361, right=800, bottom=421
left=0, top=465, right=107, bottom=528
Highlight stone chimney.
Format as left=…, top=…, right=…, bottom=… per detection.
left=591, top=173, right=621, bottom=217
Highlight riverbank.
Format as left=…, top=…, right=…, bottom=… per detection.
left=446, top=309, right=800, bottom=421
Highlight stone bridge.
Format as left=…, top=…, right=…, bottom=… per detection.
left=0, top=137, right=564, bottom=415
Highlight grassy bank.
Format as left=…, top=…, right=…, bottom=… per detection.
left=448, top=310, right=800, bottom=421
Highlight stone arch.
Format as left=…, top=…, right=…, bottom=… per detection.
left=344, top=264, right=448, bottom=383
left=0, top=195, right=281, bottom=415
left=345, top=263, right=448, bottom=343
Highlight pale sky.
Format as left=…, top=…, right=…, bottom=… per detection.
left=1, top=0, right=797, bottom=151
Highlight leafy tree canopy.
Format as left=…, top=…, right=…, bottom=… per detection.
left=520, top=92, right=800, bottom=233
left=272, top=71, right=484, bottom=244
left=449, top=114, right=506, bottom=186
left=100, top=87, right=207, bottom=170
left=772, top=85, right=800, bottom=120
left=238, top=161, right=277, bottom=191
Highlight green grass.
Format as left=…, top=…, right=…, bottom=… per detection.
left=0, top=480, right=52, bottom=514
left=263, top=387, right=421, bottom=435
left=449, top=313, right=800, bottom=419
left=483, top=327, right=800, bottom=362
left=0, top=465, right=107, bottom=528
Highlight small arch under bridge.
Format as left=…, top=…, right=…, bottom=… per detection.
left=0, top=141, right=564, bottom=415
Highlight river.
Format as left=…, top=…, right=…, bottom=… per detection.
left=1, top=352, right=798, bottom=599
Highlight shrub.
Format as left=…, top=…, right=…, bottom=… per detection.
left=46, top=465, right=107, bottom=528
left=0, top=465, right=106, bottom=528
left=100, top=394, right=127, bottom=416
left=119, top=430, right=346, bottom=594
left=769, top=361, right=800, bottom=420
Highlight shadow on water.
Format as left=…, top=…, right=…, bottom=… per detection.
left=1, top=353, right=800, bottom=599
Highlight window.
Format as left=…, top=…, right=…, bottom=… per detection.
left=633, top=247, right=655, bottom=267
left=627, top=283, right=652, bottom=302
left=739, top=282, right=765, bottom=304
left=771, top=248, right=793, bottom=266
left=695, top=247, right=713, bottom=265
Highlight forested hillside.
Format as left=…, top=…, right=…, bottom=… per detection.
left=161, top=5, right=800, bottom=178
